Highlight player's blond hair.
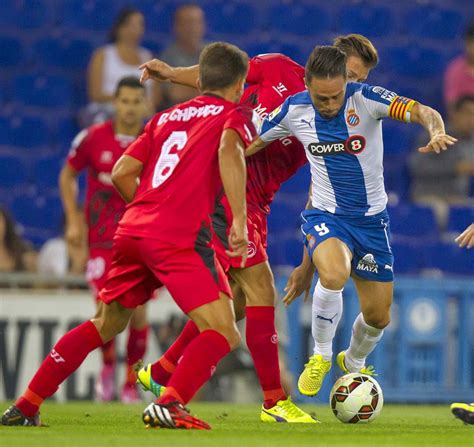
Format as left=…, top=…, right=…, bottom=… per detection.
left=334, top=34, right=379, bottom=69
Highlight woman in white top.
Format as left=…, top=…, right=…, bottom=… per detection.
left=86, top=8, right=159, bottom=123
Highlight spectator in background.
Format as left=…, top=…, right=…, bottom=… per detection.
left=0, top=208, right=37, bottom=272
left=84, top=7, right=158, bottom=125
left=444, top=21, right=474, bottom=114
left=159, top=4, right=206, bottom=108
left=409, top=95, right=474, bottom=227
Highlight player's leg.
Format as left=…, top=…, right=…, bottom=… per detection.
left=121, top=304, right=149, bottom=402
left=2, top=301, right=133, bottom=426
left=298, top=218, right=352, bottom=396
left=338, top=278, right=392, bottom=373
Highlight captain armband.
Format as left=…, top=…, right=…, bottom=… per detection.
left=388, top=96, right=417, bottom=123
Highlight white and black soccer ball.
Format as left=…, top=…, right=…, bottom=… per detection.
left=329, top=373, right=383, bottom=423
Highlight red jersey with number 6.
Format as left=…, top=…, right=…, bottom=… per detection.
left=117, top=94, right=256, bottom=245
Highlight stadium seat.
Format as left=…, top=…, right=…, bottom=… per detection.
left=8, top=115, right=49, bottom=148
left=0, top=36, right=25, bottom=68
left=382, top=120, right=419, bottom=154
left=138, top=0, right=174, bottom=35
left=205, top=2, right=259, bottom=35
left=407, top=6, right=464, bottom=40
left=423, top=241, right=474, bottom=276
left=60, top=0, right=118, bottom=31
left=53, top=117, right=80, bottom=149
left=268, top=4, right=331, bottom=36
left=282, top=234, right=305, bottom=267
left=12, top=74, right=73, bottom=108
left=447, top=206, right=474, bottom=234
left=338, top=3, right=393, bottom=38
left=0, top=116, right=12, bottom=146
left=383, top=46, right=445, bottom=78
left=279, top=168, right=311, bottom=195
left=268, top=200, right=302, bottom=233
left=391, top=241, right=422, bottom=274
left=388, top=204, right=438, bottom=240
left=33, top=156, right=63, bottom=190
left=0, top=155, right=27, bottom=187
left=11, top=194, right=63, bottom=233
left=35, top=38, right=93, bottom=70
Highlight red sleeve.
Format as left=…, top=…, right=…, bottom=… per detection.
left=246, top=56, right=262, bottom=85
left=124, top=116, right=156, bottom=163
left=223, top=106, right=257, bottom=147
left=246, top=53, right=304, bottom=86
left=66, top=128, right=92, bottom=172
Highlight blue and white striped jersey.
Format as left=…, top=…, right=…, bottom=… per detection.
left=260, top=83, right=416, bottom=217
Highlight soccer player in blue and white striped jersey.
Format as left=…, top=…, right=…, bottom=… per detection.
left=247, top=46, right=457, bottom=397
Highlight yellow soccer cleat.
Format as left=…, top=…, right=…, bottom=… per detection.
left=297, top=354, right=332, bottom=397
left=336, top=351, right=377, bottom=376
left=260, top=396, right=319, bottom=423
left=450, top=403, right=474, bottom=425
left=136, top=363, right=166, bottom=398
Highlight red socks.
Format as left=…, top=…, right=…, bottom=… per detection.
left=16, top=321, right=103, bottom=417
left=125, top=326, right=149, bottom=385
left=101, top=339, right=116, bottom=366
left=150, top=320, right=199, bottom=386
left=246, top=306, right=286, bottom=408
left=158, top=329, right=230, bottom=405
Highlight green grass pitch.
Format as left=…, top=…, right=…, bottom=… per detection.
left=0, top=402, right=471, bottom=447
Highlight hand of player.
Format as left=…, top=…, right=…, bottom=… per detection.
left=139, top=59, right=174, bottom=84
left=282, top=264, right=314, bottom=307
left=418, top=133, right=457, bottom=154
left=65, top=221, right=83, bottom=247
left=226, top=219, right=248, bottom=268
left=455, top=223, right=474, bottom=249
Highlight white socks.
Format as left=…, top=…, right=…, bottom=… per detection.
left=311, top=280, right=343, bottom=361
left=345, top=313, right=384, bottom=372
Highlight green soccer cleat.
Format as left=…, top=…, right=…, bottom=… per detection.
left=136, top=363, right=166, bottom=398
left=260, top=396, right=319, bottom=423
left=297, top=354, right=332, bottom=397
left=451, top=403, right=474, bottom=425
left=1, top=405, right=41, bottom=426
left=336, top=351, right=377, bottom=376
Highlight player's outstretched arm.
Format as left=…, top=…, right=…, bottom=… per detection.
left=111, top=155, right=144, bottom=203
left=245, top=137, right=269, bottom=157
left=139, top=59, right=199, bottom=88
left=59, top=164, right=83, bottom=247
left=218, top=128, right=248, bottom=268
left=410, top=103, right=457, bottom=154
left=455, top=223, right=474, bottom=249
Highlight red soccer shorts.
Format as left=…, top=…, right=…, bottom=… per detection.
left=86, top=247, right=113, bottom=300
left=99, top=235, right=231, bottom=314
left=213, top=209, right=269, bottom=272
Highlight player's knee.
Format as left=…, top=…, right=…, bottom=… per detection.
left=211, top=321, right=241, bottom=350
left=364, top=311, right=390, bottom=329
left=319, top=269, right=349, bottom=290
left=94, top=311, right=129, bottom=342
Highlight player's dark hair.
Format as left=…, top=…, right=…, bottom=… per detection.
left=465, top=20, right=474, bottom=40
left=108, top=7, right=143, bottom=43
left=305, top=46, right=347, bottom=83
left=453, top=95, right=474, bottom=111
left=334, top=34, right=379, bottom=68
left=199, top=42, right=248, bottom=91
left=114, top=76, right=145, bottom=97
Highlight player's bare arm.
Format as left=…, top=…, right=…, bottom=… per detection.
left=59, top=163, right=83, bottom=247
left=218, top=128, right=248, bottom=267
left=410, top=103, right=457, bottom=153
left=111, top=155, right=143, bottom=203
left=245, top=137, right=269, bottom=157
left=455, top=223, right=474, bottom=249
left=139, top=59, right=199, bottom=88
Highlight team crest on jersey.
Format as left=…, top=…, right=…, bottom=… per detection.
left=346, top=109, right=360, bottom=127
left=268, top=105, right=282, bottom=121
left=247, top=241, right=257, bottom=258
left=306, top=234, right=316, bottom=249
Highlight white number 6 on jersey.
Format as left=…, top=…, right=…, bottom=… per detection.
left=314, top=223, right=329, bottom=236
left=152, top=131, right=188, bottom=188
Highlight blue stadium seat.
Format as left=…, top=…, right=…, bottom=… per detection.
left=0, top=36, right=25, bottom=68
left=424, top=242, right=474, bottom=276
left=384, top=46, right=445, bottom=78
left=8, top=115, right=49, bottom=148
left=388, top=204, right=438, bottom=240
left=279, top=168, right=311, bottom=195
left=60, top=0, right=118, bottom=31
left=338, top=3, right=393, bottom=38
left=11, top=194, right=63, bottom=233
left=268, top=200, right=302, bottom=233
left=447, top=206, right=474, bottom=234
left=391, top=241, right=422, bottom=274
left=382, top=120, right=419, bottom=154
left=35, top=38, right=93, bottom=70
left=12, top=74, right=73, bottom=108
left=407, top=6, right=464, bottom=40
left=53, top=117, right=80, bottom=149
left=138, top=0, right=174, bottom=35
left=0, top=155, right=27, bottom=187
left=268, top=4, right=331, bottom=36
left=205, top=2, right=259, bottom=35
left=33, top=156, right=63, bottom=190
left=282, top=234, right=305, bottom=267
left=0, top=117, right=12, bottom=146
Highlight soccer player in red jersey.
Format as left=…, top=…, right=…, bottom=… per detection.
left=59, top=77, right=150, bottom=403
left=136, top=35, right=379, bottom=422
left=2, top=42, right=253, bottom=429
